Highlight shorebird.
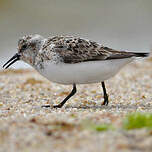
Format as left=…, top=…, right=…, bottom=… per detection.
left=3, top=35, right=149, bottom=108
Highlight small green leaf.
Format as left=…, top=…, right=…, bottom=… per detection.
left=123, top=113, right=152, bottom=130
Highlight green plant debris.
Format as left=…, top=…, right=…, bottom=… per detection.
left=123, top=113, right=152, bottom=130
left=82, top=121, right=114, bottom=132
left=92, top=124, right=114, bottom=132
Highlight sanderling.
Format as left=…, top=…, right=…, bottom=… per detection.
left=3, top=34, right=149, bottom=108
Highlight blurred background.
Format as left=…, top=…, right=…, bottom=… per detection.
left=0, top=0, right=152, bottom=69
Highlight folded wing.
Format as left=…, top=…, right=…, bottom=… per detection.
left=45, top=36, right=148, bottom=64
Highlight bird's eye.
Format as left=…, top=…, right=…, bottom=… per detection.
left=22, top=44, right=27, bottom=50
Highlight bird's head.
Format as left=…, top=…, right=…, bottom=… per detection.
left=3, top=34, right=44, bottom=69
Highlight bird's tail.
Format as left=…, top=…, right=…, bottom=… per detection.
left=133, top=52, right=149, bottom=57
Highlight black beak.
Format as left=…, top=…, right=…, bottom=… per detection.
left=3, top=53, right=20, bottom=69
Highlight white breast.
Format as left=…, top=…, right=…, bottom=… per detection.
left=37, top=58, right=133, bottom=84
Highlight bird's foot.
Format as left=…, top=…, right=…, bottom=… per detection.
left=102, top=94, right=109, bottom=106
left=53, top=104, right=63, bottom=108
left=41, top=104, right=51, bottom=108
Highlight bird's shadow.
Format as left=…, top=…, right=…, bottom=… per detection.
left=41, top=102, right=152, bottom=111
left=64, top=103, right=152, bottom=110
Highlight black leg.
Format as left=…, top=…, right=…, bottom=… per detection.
left=101, top=82, right=109, bottom=106
left=53, top=84, right=77, bottom=108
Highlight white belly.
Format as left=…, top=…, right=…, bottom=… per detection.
left=37, top=58, right=133, bottom=84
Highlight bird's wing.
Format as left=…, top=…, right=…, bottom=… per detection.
left=44, top=36, right=136, bottom=64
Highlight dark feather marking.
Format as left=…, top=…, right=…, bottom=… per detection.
left=42, top=36, right=149, bottom=64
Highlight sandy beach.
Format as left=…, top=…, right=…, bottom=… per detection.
left=0, top=59, right=152, bottom=152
